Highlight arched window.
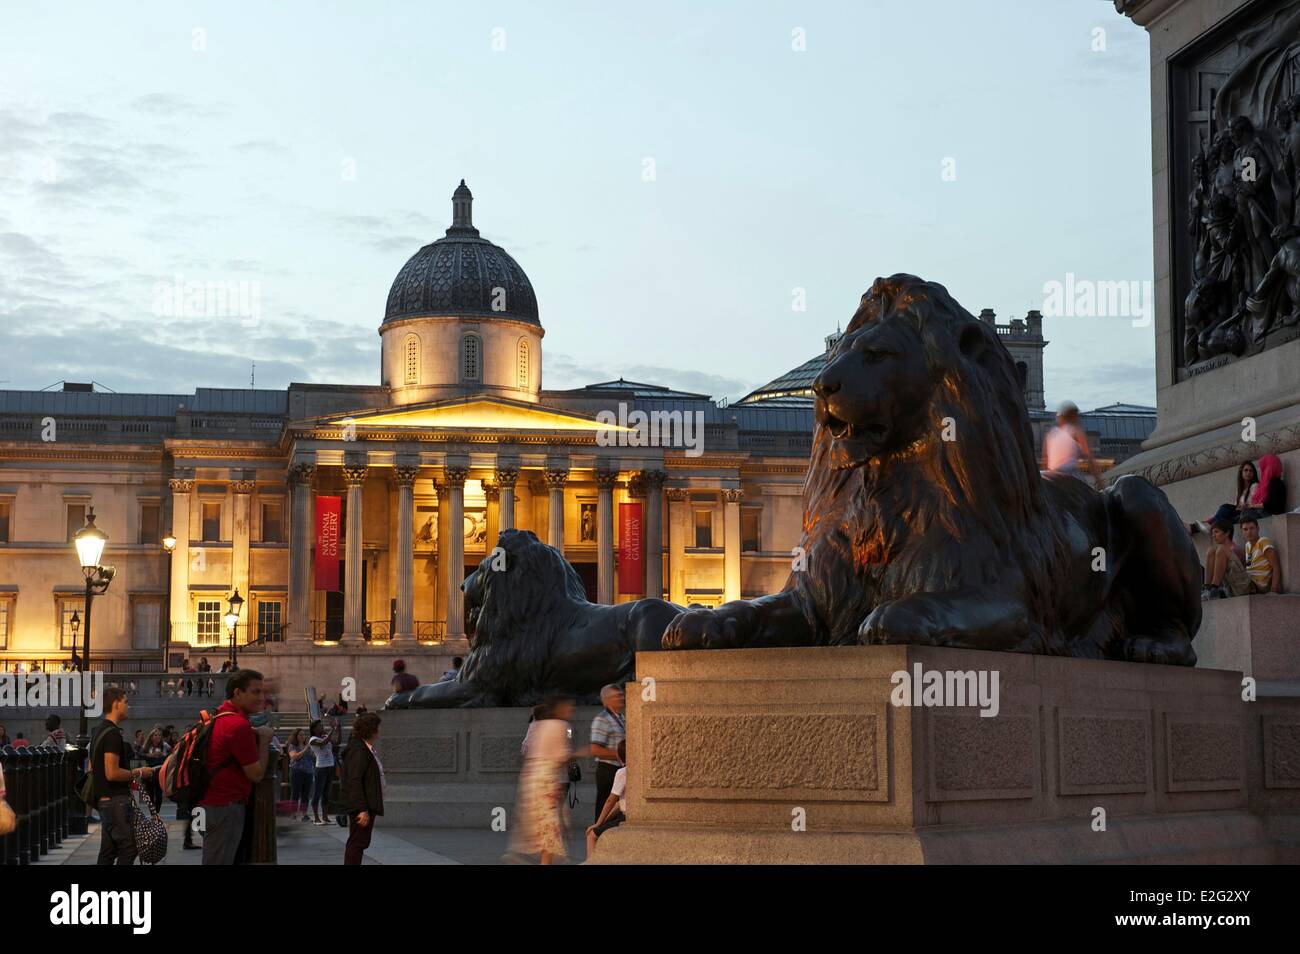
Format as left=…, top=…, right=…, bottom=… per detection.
left=517, top=338, right=529, bottom=389
left=1015, top=361, right=1028, bottom=393
left=460, top=332, right=482, bottom=383
left=404, top=335, right=419, bottom=386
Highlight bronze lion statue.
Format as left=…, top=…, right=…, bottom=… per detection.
left=386, top=528, right=684, bottom=708
left=664, top=274, right=1202, bottom=665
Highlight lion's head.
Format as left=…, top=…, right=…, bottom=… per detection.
left=456, top=528, right=587, bottom=699
left=796, top=274, right=1065, bottom=641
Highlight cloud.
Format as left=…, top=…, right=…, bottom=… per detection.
left=129, top=93, right=227, bottom=119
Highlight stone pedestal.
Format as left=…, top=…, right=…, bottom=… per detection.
left=591, top=645, right=1300, bottom=864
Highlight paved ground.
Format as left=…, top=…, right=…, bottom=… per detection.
left=46, top=813, right=591, bottom=865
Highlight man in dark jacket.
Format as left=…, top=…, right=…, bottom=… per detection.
left=340, top=712, right=384, bottom=865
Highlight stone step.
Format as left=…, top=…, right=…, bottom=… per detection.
left=1195, top=593, right=1300, bottom=682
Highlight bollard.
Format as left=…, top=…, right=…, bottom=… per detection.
left=36, top=745, right=51, bottom=856
left=0, top=746, right=14, bottom=866
left=53, top=746, right=66, bottom=844
left=13, top=745, right=30, bottom=865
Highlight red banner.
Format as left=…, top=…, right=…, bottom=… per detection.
left=315, top=495, right=341, bottom=591
left=618, top=502, right=643, bottom=595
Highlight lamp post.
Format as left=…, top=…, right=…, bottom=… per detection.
left=224, top=588, right=244, bottom=669
left=162, top=533, right=176, bottom=671
left=73, top=507, right=115, bottom=747
left=69, top=611, right=81, bottom=671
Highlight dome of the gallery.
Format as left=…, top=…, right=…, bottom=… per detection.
left=383, top=180, right=540, bottom=326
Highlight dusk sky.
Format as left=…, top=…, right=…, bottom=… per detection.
left=0, top=1, right=1155, bottom=410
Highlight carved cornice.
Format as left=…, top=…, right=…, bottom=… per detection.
left=1110, top=420, right=1300, bottom=488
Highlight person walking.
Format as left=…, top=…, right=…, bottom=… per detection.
left=198, top=669, right=273, bottom=865
left=285, top=728, right=316, bottom=821
left=92, top=686, right=154, bottom=865
left=307, top=719, right=338, bottom=825
left=589, top=685, right=625, bottom=825
left=510, top=695, right=589, bottom=865
left=340, top=712, right=384, bottom=865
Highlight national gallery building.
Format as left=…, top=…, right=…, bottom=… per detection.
left=0, top=182, right=1148, bottom=699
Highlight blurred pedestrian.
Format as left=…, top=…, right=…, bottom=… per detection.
left=340, top=712, right=384, bottom=865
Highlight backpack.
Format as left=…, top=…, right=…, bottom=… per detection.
left=75, top=726, right=114, bottom=807
left=160, top=709, right=235, bottom=805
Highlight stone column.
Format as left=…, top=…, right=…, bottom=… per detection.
left=667, top=487, right=690, bottom=605
left=483, top=481, right=500, bottom=552
left=168, top=477, right=193, bottom=640
left=642, top=469, right=666, bottom=599
left=444, top=464, right=468, bottom=639
left=231, top=479, right=254, bottom=616
left=287, top=463, right=315, bottom=642
left=723, top=487, right=743, bottom=603
left=545, top=465, right=569, bottom=550
left=393, top=464, right=418, bottom=643
left=496, top=466, right=518, bottom=531
left=596, top=466, right=618, bottom=603
left=341, top=462, right=368, bottom=644
left=529, top=478, right=547, bottom=536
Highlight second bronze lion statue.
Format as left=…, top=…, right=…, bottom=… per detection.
left=664, top=274, right=1202, bottom=665
left=387, top=528, right=683, bottom=708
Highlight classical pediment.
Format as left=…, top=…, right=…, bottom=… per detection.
left=317, top=396, right=627, bottom=433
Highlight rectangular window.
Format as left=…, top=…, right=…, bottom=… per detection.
left=0, top=600, right=10, bottom=649
left=0, top=501, right=10, bottom=543
left=201, top=502, right=221, bottom=542
left=261, top=501, right=283, bottom=543
left=66, top=503, right=86, bottom=542
left=59, top=600, right=82, bottom=650
left=693, top=509, right=713, bottom=549
left=196, top=599, right=223, bottom=645
left=133, top=600, right=161, bottom=649
left=139, top=503, right=161, bottom=545
left=741, top=508, right=761, bottom=553
left=257, top=600, right=283, bottom=640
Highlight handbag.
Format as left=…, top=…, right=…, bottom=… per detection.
left=130, top=779, right=169, bottom=865
left=0, top=797, right=14, bottom=837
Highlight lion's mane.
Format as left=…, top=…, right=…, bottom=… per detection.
left=793, top=274, right=1074, bottom=649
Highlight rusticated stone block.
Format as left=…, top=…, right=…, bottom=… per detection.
left=1164, top=715, right=1242, bottom=792
left=479, top=735, right=526, bottom=772
left=647, top=712, right=880, bottom=795
left=1057, top=710, right=1150, bottom=795
left=926, top=713, right=1037, bottom=801
left=1263, top=717, right=1300, bottom=790
left=381, top=735, right=457, bottom=773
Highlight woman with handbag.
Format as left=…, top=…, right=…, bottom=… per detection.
left=509, top=696, right=590, bottom=865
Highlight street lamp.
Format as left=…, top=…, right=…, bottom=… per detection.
left=72, top=506, right=115, bottom=762
left=161, top=533, right=177, bottom=670
left=69, top=610, right=81, bottom=671
left=224, top=588, right=244, bottom=668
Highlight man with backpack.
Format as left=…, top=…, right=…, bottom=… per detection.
left=91, top=686, right=154, bottom=865
left=198, top=669, right=272, bottom=865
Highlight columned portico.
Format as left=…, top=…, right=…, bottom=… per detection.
left=596, top=466, right=617, bottom=603
left=642, top=469, right=665, bottom=600
left=545, top=463, right=568, bottom=549
left=496, top=465, right=518, bottom=531
left=393, top=463, right=418, bottom=642
left=723, top=487, right=743, bottom=602
left=341, top=461, right=368, bottom=644
left=168, top=477, right=193, bottom=637
left=443, top=462, right=468, bottom=639
left=287, top=463, right=315, bottom=642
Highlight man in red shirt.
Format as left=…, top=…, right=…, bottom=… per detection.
left=199, top=668, right=272, bottom=866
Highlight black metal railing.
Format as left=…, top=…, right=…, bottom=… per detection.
left=307, top=620, right=447, bottom=643
left=2, top=656, right=165, bottom=675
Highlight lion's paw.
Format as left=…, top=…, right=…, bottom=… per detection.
left=661, top=609, right=741, bottom=650
left=1124, top=635, right=1197, bottom=667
